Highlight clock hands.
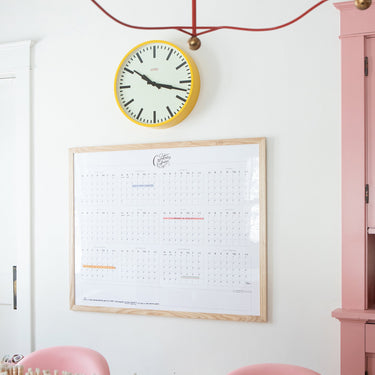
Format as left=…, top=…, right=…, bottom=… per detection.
left=134, top=70, right=160, bottom=88
left=156, top=83, right=187, bottom=92
left=133, top=70, right=186, bottom=92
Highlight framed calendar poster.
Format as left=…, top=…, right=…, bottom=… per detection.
left=69, top=138, right=267, bottom=322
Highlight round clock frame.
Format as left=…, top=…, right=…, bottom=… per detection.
left=114, top=40, right=200, bottom=128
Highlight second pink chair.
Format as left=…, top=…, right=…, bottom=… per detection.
left=227, top=363, right=320, bottom=375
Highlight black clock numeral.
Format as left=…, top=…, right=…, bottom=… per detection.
left=179, top=80, right=191, bottom=84
left=120, top=85, right=131, bottom=89
left=137, top=108, right=143, bottom=120
left=166, top=106, right=174, bottom=118
left=166, top=49, right=173, bottom=61
left=124, top=68, right=134, bottom=74
left=176, top=95, right=186, bottom=103
left=136, top=53, right=143, bottom=63
left=153, top=111, right=156, bottom=123
left=176, top=61, right=187, bottom=70
left=153, top=46, right=156, bottom=58
left=124, top=99, right=134, bottom=107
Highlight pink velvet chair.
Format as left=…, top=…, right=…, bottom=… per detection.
left=18, top=346, right=110, bottom=375
left=227, top=364, right=320, bottom=375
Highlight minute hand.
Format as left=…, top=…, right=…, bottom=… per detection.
left=156, top=83, right=187, bottom=91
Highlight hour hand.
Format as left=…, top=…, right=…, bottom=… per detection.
left=134, top=70, right=160, bottom=88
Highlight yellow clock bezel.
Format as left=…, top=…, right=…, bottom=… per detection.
left=114, top=40, right=200, bottom=129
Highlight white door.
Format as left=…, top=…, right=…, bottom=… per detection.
left=0, top=41, right=32, bottom=358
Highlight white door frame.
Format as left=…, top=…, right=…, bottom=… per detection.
left=0, top=40, right=32, bottom=354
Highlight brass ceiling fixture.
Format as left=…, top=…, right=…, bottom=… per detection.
left=355, top=0, right=372, bottom=10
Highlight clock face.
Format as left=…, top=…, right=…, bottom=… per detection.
left=114, top=40, right=200, bottom=128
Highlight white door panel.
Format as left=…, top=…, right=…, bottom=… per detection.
left=0, top=41, right=31, bottom=357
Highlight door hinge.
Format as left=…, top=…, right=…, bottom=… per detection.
left=366, top=184, right=370, bottom=203
left=365, top=56, right=369, bottom=76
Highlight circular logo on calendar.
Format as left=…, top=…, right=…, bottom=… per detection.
left=153, top=153, right=171, bottom=168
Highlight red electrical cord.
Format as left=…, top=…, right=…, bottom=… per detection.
left=90, top=0, right=329, bottom=37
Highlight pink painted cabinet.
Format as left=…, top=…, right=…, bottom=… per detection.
left=333, top=2, right=375, bottom=375
left=369, top=35, right=375, bottom=234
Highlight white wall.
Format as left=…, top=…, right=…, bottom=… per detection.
left=0, top=0, right=341, bottom=374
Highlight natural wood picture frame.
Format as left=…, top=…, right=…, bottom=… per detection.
left=69, top=138, right=267, bottom=322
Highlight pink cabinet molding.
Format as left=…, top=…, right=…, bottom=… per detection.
left=333, top=2, right=375, bottom=375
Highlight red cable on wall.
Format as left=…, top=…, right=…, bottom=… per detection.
left=196, top=0, right=329, bottom=35
left=90, top=0, right=329, bottom=48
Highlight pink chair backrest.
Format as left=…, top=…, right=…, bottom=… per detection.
left=18, top=346, right=110, bottom=375
left=227, top=364, right=320, bottom=375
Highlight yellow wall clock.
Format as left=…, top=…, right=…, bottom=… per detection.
left=114, top=40, right=200, bottom=128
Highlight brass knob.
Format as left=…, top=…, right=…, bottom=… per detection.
left=355, top=0, right=372, bottom=10
left=188, top=36, right=201, bottom=50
